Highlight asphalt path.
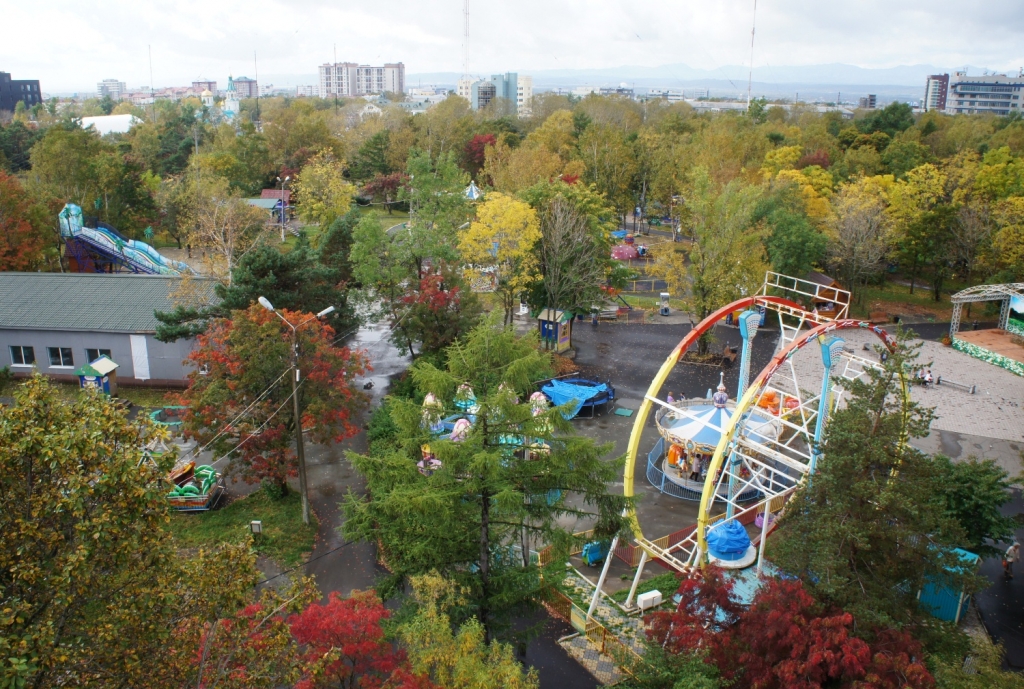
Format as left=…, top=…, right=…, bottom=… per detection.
left=974, top=490, right=1024, bottom=668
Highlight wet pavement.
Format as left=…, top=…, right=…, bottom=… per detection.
left=974, top=490, right=1024, bottom=668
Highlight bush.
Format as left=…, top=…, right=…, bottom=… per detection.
left=261, top=478, right=288, bottom=500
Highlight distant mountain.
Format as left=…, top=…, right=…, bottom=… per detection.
left=408, top=62, right=976, bottom=89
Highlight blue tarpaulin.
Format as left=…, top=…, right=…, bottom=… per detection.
left=542, top=380, right=608, bottom=419
left=706, top=520, right=751, bottom=561
left=611, top=230, right=627, bottom=239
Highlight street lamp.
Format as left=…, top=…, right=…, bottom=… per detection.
left=258, top=296, right=336, bottom=525
left=276, top=175, right=291, bottom=242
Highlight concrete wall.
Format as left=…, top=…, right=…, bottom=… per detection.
left=0, top=329, right=198, bottom=387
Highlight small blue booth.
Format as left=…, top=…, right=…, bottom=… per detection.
left=75, top=355, right=119, bottom=395
left=917, top=548, right=980, bottom=624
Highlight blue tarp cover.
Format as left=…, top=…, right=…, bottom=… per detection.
left=707, top=520, right=751, bottom=559
left=611, top=230, right=627, bottom=239
left=542, top=380, right=607, bottom=419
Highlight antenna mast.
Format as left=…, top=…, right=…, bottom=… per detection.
left=746, top=0, right=758, bottom=110
left=463, top=0, right=470, bottom=81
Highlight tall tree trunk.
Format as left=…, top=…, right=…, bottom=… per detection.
left=479, top=485, right=491, bottom=644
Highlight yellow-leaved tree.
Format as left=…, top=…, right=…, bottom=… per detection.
left=293, top=150, right=357, bottom=229
left=459, top=192, right=541, bottom=325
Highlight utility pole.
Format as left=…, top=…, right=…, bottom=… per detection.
left=276, top=175, right=290, bottom=241
left=258, top=297, right=336, bottom=526
left=746, top=0, right=758, bottom=111
left=254, top=51, right=261, bottom=131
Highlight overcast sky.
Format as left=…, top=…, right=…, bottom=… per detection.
left=4, top=0, right=1023, bottom=92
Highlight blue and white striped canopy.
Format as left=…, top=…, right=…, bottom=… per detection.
left=662, top=404, right=777, bottom=449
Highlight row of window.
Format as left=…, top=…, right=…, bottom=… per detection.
left=955, top=84, right=1020, bottom=93
left=9, top=346, right=112, bottom=368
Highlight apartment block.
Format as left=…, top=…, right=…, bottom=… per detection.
left=192, top=80, right=217, bottom=93
left=232, top=76, right=258, bottom=98
left=945, top=71, right=1023, bottom=116
left=318, top=62, right=404, bottom=97
left=0, top=72, right=42, bottom=112
left=97, top=79, right=127, bottom=99
left=923, top=74, right=949, bottom=112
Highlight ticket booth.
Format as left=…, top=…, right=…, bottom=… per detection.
left=76, top=355, right=119, bottom=395
left=538, top=309, right=573, bottom=352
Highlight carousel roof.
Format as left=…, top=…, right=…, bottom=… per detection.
left=661, top=403, right=776, bottom=448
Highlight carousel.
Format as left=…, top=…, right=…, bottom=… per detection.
left=654, top=373, right=779, bottom=502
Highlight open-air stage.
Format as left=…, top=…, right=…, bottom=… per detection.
left=955, top=329, right=1024, bottom=366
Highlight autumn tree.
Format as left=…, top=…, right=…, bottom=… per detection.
left=661, top=166, right=766, bottom=354
left=398, top=573, right=539, bottom=689
left=293, top=150, right=357, bottom=228
left=826, top=176, right=890, bottom=303
left=363, top=171, right=407, bottom=214
left=289, top=590, right=429, bottom=689
left=187, top=175, right=268, bottom=282
left=644, top=568, right=935, bottom=689
left=460, top=192, right=541, bottom=324
left=0, top=171, right=47, bottom=270
left=178, top=304, right=367, bottom=491
left=0, top=376, right=261, bottom=689
left=483, top=139, right=565, bottom=194
left=344, top=322, right=630, bottom=642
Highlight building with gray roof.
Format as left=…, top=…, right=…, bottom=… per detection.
left=0, top=273, right=219, bottom=387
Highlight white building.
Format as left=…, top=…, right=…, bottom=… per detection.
left=80, top=114, right=141, bottom=135
left=517, top=75, right=533, bottom=116
left=296, top=85, right=319, bottom=97
left=319, top=62, right=404, bottom=97
left=97, top=79, right=127, bottom=100
left=944, top=71, right=1024, bottom=116
left=457, top=78, right=477, bottom=100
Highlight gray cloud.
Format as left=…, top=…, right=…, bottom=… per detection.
left=3, top=0, right=1022, bottom=92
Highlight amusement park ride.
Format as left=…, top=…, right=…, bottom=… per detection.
left=592, top=272, right=909, bottom=612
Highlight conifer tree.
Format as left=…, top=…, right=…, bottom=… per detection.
left=343, top=320, right=630, bottom=642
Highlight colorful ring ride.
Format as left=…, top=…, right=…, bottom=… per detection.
left=620, top=286, right=907, bottom=579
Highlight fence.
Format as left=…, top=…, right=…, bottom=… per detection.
left=645, top=435, right=762, bottom=503
left=621, top=279, right=668, bottom=293
left=541, top=585, right=643, bottom=668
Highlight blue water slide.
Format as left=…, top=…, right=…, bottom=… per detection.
left=59, top=204, right=194, bottom=275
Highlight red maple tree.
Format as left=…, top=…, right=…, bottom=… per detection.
left=362, top=172, right=408, bottom=214
left=289, top=591, right=432, bottom=689
left=464, top=133, right=497, bottom=175
left=647, top=568, right=934, bottom=689
left=0, top=171, right=46, bottom=271
left=178, top=305, right=369, bottom=488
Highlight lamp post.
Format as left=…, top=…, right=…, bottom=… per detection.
left=276, top=175, right=291, bottom=242
left=258, top=296, right=335, bottom=525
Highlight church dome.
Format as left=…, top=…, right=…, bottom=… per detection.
left=201, top=89, right=213, bottom=97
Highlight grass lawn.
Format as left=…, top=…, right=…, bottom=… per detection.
left=610, top=571, right=681, bottom=603
left=167, top=489, right=317, bottom=568
left=850, top=281, right=955, bottom=321
left=44, top=381, right=176, bottom=409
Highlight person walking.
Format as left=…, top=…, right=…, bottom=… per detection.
left=1005, top=542, right=1020, bottom=578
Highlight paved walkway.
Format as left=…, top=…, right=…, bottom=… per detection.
left=782, top=328, right=1024, bottom=443
left=557, top=571, right=651, bottom=685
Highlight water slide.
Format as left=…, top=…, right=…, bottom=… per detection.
left=59, top=204, right=193, bottom=275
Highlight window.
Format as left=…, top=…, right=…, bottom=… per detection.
left=10, top=346, right=35, bottom=366
left=86, top=348, right=112, bottom=363
left=48, top=347, right=74, bottom=367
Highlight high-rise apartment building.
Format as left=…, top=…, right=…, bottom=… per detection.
left=858, top=94, right=877, bottom=109
left=923, top=74, right=949, bottom=112
left=232, top=76, right=258, bottom=98
left=97, top=79, right=127, bottom=99
left=0, top=72, right=42, bottom=112
left=318, top=62, right=404, bottom=97
left=192, top=80, right=217, bottom=93
left=517, top=75, right=533, bottom=116
left=945, top=71, right=1023, bottom=116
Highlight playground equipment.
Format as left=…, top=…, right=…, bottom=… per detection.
left=59, top=204, right=194, bottom=276
left=591, top=272, right=908, bottom=613
left=540, top=377, right=616, bottom=419
left=165, top=461, right=224, bottom=511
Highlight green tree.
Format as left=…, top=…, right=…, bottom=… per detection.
left=747, top=97, right=769, bottom=125
left=352, top=129, right=394, bottom=180
left=857, top=101, right=915, bottom=139
left=155, top=236, right=356, bottom=342
left=0, top=120, right=46, bottom=172
left=752, top=182, right=827, bottom=277
left=882, top=138, right=931, bottom=179
left=770, top=334, right=977, bottom=630
left=933, top=455, right=1017, bottom=557
left=293, top=150, right=357, bottom=228
left=343, top=321, right=630, bottom=642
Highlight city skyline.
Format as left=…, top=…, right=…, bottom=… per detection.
left=3, top=0, right=1022, bottom=93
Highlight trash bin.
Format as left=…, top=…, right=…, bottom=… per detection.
left=660, top=292, right=670, bottom=316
